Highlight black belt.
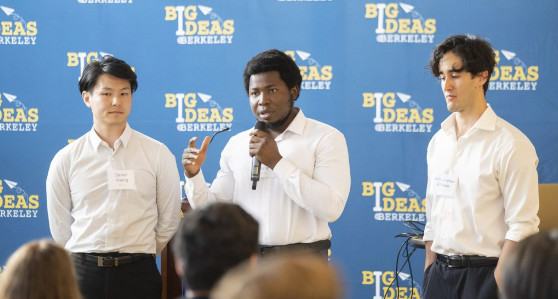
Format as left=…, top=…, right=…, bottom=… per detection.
left=73, top=252, right=154, bottom=268
left=437, top=254, right=498, bottom=268
left=259, top=239, right=331, bottom=257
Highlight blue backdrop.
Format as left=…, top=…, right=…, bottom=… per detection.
left=1, top=1, right=557, bottom=298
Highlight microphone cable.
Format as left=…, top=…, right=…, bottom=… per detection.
left=383, top=220, right=425, bottom=299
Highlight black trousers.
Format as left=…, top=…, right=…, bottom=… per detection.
left=422, top=259, right=499, bottom=299
left=73, top=254, right=162, bottom=299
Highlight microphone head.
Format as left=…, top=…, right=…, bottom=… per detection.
left=254, top=121, right=268, bottom=132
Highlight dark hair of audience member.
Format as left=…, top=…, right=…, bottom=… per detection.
left=501, top=230, right=558, bottom=299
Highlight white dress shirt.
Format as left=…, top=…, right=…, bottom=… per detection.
left=47, top=124, right=181, bottom=255
left=186, top=110, right=351, bottom=246
left=423, top=105, right=539, bottom=257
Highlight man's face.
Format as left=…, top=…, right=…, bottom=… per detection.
left=438, top=51, right=487, bottom=113
left=82, top=73, right=132, bottom=129
left=248, top=71, right=298, bottom=127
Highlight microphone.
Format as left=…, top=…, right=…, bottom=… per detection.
left=251, top=121, right=267, bottom=190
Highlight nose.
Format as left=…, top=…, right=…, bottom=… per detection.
left=258, top=92, right=269, bottom=106
left=112, top=95, right=121, bottom=106
left=442, top=78, right=452, bottom=92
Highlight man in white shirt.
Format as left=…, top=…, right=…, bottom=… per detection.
left=422, top=35, right=539, bottom=298
left=46, top=56, right=182, bottom=299
left=181, top=49, right=351, bottom=258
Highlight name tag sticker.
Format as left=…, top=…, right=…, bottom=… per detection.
left=433, top=174, right=457, bottom=197
left=108, top=169, right=136, bottom=190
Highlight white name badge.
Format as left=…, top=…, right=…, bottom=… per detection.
left=432, top=174, right=457, bottom=197
left=107, top=169, right=136, bottom=190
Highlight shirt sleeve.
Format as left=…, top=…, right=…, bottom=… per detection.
left=273, top=129, right=351, bottom=222
left=46, top=151, right=73, bottom=247
left=185, top=142, right=235, bottom=209
left=499, top=140, right=540, bottom=242
left=154, top=145, right=182, bottom=255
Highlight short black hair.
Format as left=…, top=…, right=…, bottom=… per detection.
left=243, top=49, right=302, bottom=100
left=430, top=35, right=496, bottom=94
left=172, top=203, right=259, bottom=291
left=78, top=56, right=137, bottom=94
left=502, top=230, right=558, bottom=299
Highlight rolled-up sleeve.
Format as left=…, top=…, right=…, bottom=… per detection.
left=500, top=141, right=540, bottom=242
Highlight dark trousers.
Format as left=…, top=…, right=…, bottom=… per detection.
left=422, top=259, right=499, bottom=299
left=73, top=254, right=162, bottom=299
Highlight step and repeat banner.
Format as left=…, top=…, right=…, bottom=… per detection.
left=1, top=1, right=557, bottom=298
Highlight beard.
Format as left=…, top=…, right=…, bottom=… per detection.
left=266, top=96, right=294, bottom=130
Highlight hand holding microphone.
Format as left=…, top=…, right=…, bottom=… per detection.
left=250, top=121, right=267, bottom=190
left=249, top=121, right=282, bottom=190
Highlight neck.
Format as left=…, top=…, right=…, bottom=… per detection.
left=454, top=99, right=487, bottom=139
left=93, top=123, right=126, bottom=149
left=268, top=107, right=299, bottom=138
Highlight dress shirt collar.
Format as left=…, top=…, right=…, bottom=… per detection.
left=440, top=104, right=497, bottom=137
left=88, top=123, right=132, bottom=151
left=275, top=109, right=306, bottom=141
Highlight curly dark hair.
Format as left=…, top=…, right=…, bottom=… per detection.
left=243, top=49, right=302, bottom=100
left=430, top=35, right=496, bottom=94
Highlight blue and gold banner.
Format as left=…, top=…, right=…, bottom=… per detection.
left=1, top=1, right=557, bottom=298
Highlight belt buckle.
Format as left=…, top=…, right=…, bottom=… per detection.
left=98, top=256, right=118, bottom=267
left=448, top=255, right=467, bottom=268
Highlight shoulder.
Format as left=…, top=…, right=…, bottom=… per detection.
left=493, top=117, right=537, bottom=156
left=51, top=131, right=88, bottom=160
left=303, top=116, right=345, bottom=139
left=130, top=129, right=171, bottom=151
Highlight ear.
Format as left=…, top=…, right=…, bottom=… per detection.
left=290, top=86, right=300, bottom=101
left=476, top=70, right=489, bottom=87
left=82, top=91, right=92, bottom=108
left=173, top=256, right=184, bottom=277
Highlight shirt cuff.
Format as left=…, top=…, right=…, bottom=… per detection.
left=505, top=222, right=539, bottom=242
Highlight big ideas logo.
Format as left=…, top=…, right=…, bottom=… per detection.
left=164, top=92, right=233, bottom=132
left=0, top=179, right=39, bottom=219
left=0, top=92, right=39, bottom=132
left=362, top=270, right=421, bottom=299
left=67, top=51, right=115, bottom=81
left=490, top=48, right=539, bottom=91
left=285, top=50, right=333, bottom=90
left=364, top=3, right=435, bottom=44
left=362, top=181, right=425, bottom=222
left=164, top=5, right=234, bottom=45
left=0, top=5, right=37, bottom=45
left=362, top=92, right=433, bottom=133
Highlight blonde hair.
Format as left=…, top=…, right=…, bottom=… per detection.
left=212, top=253, right=343, bottom=299
left=0, top=240, right=83, bottom=299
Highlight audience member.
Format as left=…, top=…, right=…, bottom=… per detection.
left=501, top=230, right=558, bottom=299
left=0, top=240, right=83, bottom=299
left=211, top=253, right=343, bottom=299
left=172, top=202, right=259, bottom=299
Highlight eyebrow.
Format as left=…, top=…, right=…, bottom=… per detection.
left=98, top=87, right=131, bottom=91
left=449, top=68, right=465, bottom=73
left=448, top=64, right=465, bottom=73
left=251, top=84, right=276, bottom=90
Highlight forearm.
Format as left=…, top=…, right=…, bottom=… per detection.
left=494, top=239, right=517, bottom=291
